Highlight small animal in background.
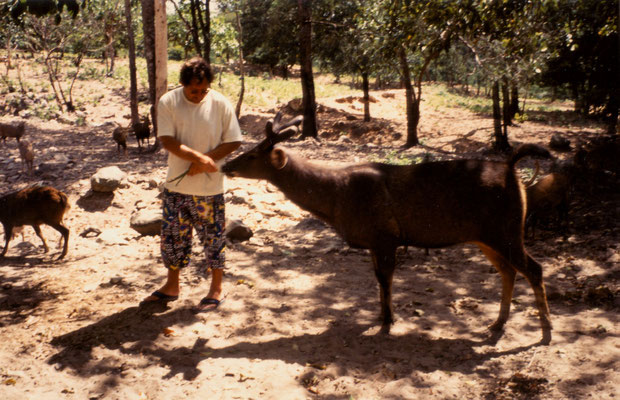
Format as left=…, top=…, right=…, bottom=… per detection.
left=525, top=171, right=572, bottom=238
left=112, top=125, right=128, bottom=155
left=18, top=139, right=34, bottom=174
left=133, top=115, right=151, bottom=150
left=0, top=120, right=26, bottom=144
left=0, top=185, right=70, bottom=259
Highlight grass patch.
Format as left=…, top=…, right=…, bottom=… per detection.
left=368, top=150, right=432, bottom=166
left=426, top=84, right=492, bottom=115
left=213, top=70, right=360, bottom=108
left=425, top=82, right=573, bottom=121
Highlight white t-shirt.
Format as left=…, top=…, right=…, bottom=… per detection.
left=157, top=87, right=242, bottom=196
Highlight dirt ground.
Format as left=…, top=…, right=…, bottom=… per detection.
left=0, top=60, right=618, bottom=399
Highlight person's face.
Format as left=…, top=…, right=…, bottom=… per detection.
left=183, top=78, right=210, bottom=104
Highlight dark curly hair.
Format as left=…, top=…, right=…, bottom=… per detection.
left=179, top=57, right=214, bottom=86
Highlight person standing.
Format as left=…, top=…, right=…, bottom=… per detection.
left=141, top=57, right=242, bottom=312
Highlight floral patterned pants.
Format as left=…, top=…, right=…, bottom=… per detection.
left=161, top=189, right=226, bottom=272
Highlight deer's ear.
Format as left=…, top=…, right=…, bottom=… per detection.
left=270, top=148, right=288, bottom=170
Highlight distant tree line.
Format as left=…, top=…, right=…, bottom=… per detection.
left=2, top=0, right=618, bottom=149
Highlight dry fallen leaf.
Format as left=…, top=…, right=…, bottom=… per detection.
left=238, top=373, right=255, bottom=382
left=236, top=279, right=254, bottom=288
left=163, top=328, right=176, bottom=337
left=307, top=362, right=327, bottom=370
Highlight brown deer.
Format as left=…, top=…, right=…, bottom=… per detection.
left=525, top=171, right=572, bottom=238
left=222, top=112, right=553, bottom=344
left=18, top=139, right=34, bottom=175
left=0, top=186, right=70, bottom=259
left=0, top=120, right=26, bottom=143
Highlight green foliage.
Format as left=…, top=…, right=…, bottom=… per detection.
left=514, top=113, right=528, bottom=123
left=539, top=0, right=618, bottom=119
left=211, top=14, right=238, bottom=63
left=32, top=101, right=61, bottom=121
left=227, top=0, right=298, bottom=70
left=424, top=84, right=492, bottom=115
left=78, top=64, right=107, bottom=81
left=163, top=58, right=358, bottom=108
left=74, top=113, right=87, bottom=126
left=368, top=150, right=431, bottom=166
left=168, top=46, right=184, bottom=61
left=166, top=3, right=193, bottom=57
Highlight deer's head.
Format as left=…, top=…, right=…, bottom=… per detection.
left=222, top=111, right=303, bottom=179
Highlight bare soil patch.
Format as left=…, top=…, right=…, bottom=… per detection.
left=0, top=59, right=618, bottom=399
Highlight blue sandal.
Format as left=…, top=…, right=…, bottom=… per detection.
left=139, top=290, right=179, bottom=306
left=192, top=296, right=225, bottom=313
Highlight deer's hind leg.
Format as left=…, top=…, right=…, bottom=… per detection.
left=371, top=245, right=397, bottom=332
left=49, top=222, right=69, bottom=259
left=523, top=252, right=552, bottom=344
left=477, top=241, right=552, bottom=344
left=32, top=225, right=49, bottom=253
left=476, top=243, right=517, bottom=333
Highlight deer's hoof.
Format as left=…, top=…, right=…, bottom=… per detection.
left=488, top=320, right=506, bottom=332
left=540, top=330, right=552, bottom=346
left=379, top=324, right=392, bottom=335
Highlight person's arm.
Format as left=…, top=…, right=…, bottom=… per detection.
left=189, top=141, right=241, bottom=175
left=159, top=135, right=217, bottom=175
left=205, top=141, right=241, bottom=163
left=159, top=136, right=241, bottom=175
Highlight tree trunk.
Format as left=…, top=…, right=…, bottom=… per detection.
left=188, top=0, right=202, bottom=57
left=399, top=48, right=419, bottom=147
left=200, top=0, right=211, bottom=62
left=104, top=33, right=113, bottom=74
left=492, top=80, right=509, bottom=151
left=502, top=77, right=511, bottom=132
left=109, top=47, right=115, bottom=74
left=4, top=35, right=12, bottom=75
left=140, top=0, right=156, bottom=104
left=141, top=0, right=167, bottom=152
left=362, top=70, right=370, bottom=122
left=298, top=0, right=318, bottom=139
left=521, top=82, right=530, bottom=116
left=606, top=52, right=619, bottom=134
left=66, top=53, right=83, bottom=111
left=510, top=82, right=520, bottom=118
left=125, top=0, right=139, bottom=127
left=234, top=11, right=244, bottom=118
left=606, top=92, right=619, bottom=135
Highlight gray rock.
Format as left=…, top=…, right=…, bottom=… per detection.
left=91, top=166, right=126, bottom=192
left=130, top=209, right=162, bottom=236
left=96, top=229, right=129, bottom=245
left=337, top=135, right=353, bottom=144
left=226, top=219, right=253, bottom=242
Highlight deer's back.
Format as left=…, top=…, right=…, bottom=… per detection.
left=0, top=122, right=25, bottom=138
left=333, top=159, right=524, bottom=248
left=1, top=186, right=69, bottom=227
